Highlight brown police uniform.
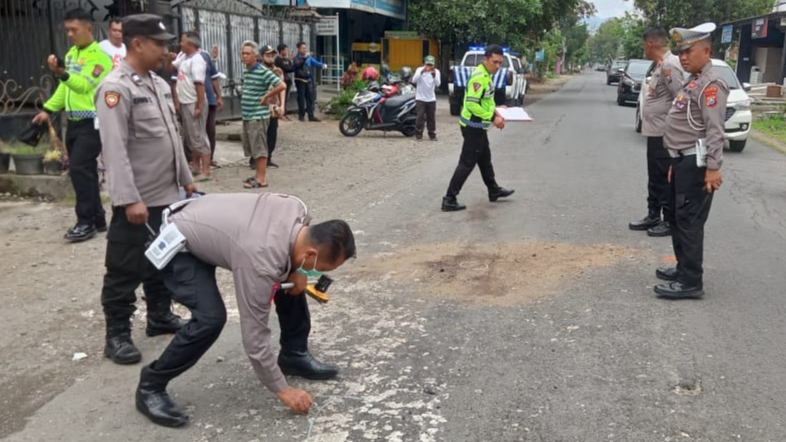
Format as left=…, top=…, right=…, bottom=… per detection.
left=94, top=14, right=193, bottom=364
left=662, top=52, right=728, bottom=292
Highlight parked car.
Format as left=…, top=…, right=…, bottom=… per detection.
left=618, top=59, right=653, bottom=106
left=635, top=59, right=752, bottom=152
left=606, top=59, right=627, bottom=85
left=448, top=46, right=528, bottom=116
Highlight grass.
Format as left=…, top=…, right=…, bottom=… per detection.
left=752, top=114, right=786, bottom=144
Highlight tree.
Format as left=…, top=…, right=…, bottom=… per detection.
left=630, top=0, right=772, bottom=31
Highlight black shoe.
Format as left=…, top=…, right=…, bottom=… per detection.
left=441, top=196, right=466, bottom=212
left=249, top=158, right=255, bottom=170
left=488, top=187, right=515, bottom=202
left=136, top=377, right=189, bottom=428
left=309, top=116, right=321, bottom=122
left=146, top=311, right=188, bottom=337
left=629, top=214, right=660, bottom=231
left=430, top=137, right=438, bottom=142
left=647, top=221, right=671, bottom=237
left=95, top=219, right=108, bottom=233
left=655, top=267, right=679, bottom=281
left=104, top=334, right=142, bottom=365
left=267, top=160, right=279, bottom=169
left=298, top=116, right=305, bottom=122
left=416, top=136, right=423, bottom=142
left=64, top=224, right=96, bottom=242
left=278, top=350, right=339, bottom=380
left=654, top=282, right=704, bottom=299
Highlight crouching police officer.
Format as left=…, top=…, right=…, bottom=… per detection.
left=95, top=14, right=196, bottom=364
left=654, top=23, right=727, bottom=299
left=135, top=193, right=355, bottom=427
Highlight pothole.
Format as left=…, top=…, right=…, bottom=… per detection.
left=673, top=379, right=703, bottom=396
left=350, top=241, right=630, bottom=305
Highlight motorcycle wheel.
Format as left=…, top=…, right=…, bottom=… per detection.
left=339, top=111, right=365, bottom=137
left=400, top=118, right=417, bottom=137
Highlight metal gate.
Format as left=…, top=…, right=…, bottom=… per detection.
left=176, top=0, right=314, bottom=120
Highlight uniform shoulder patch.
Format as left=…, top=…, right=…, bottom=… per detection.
left=704, top=85, right=718, bottom=107
left=104, top=91, right=120, bottom=109
left=472, top=81, right=482, bottom=92
left=92, top=64, right=105, bottom=78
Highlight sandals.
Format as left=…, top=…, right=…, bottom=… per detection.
left=244, top=178, right=268, bottom=189
left=194, top=175, right=212, bottom=182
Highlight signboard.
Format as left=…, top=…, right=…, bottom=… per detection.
left=535, top=49, right=545, bottom=62
left=384, top=31, right=421, bottom=39
left=316, top=16, right=338, bottom=36
left=752, top=18, right=768, bottom=39
left=374, top=0, right=406, bottom=18
left=350, top=0, right=375, bottom=13
left=721, top=25, right=733, bottom=44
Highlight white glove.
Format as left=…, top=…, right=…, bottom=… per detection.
left=322, top=64, right=328, bottom=70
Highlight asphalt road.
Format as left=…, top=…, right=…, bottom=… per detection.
left=5, top=71, right=786, bottom=442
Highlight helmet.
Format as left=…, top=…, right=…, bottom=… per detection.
left=399, top=66, right=412, bottom=81
left=362, top=66, right=379, bottom=81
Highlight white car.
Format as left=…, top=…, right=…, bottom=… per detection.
left=635, top=59, right=752, bottom=152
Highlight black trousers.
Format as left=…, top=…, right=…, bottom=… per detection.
left=101, top=206, right=173, bottom=322
left=446, top=127, right=498, bottom=197
left=666, top=154, right=714, bottom=287
left=66, top=119, right=105, bottom=226
left=415, top=101, right=437, bottom=139
left=144, top=252, right=227, bottom=387
left=144, top=253, right=311, bottom=387
left=646, top=136, right=672, bottom=219
left=267, top=117, right=279, bottom=160
left=207, top=105, right=217, bottom=160
left=296, top=79, right=315, bottom=119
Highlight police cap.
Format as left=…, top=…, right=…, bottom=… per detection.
left=670, top=22, right=716, bottom=52
left=122, top=14, right=176, bottom=41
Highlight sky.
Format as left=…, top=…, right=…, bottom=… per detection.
left=592, top=0, right=635, bottom=18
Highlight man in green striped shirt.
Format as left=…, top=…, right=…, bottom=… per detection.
left=241, top=41, right=285, bottom=188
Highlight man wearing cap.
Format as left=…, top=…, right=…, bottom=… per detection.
left=95, top=13, right=196, bottom=364
left=412, top=55, right=441, bottom=142
left=653, top=23, right=727, bottom=300
left=630, top=28, right=685, bottom=237
left=32, top=8, right=113, bottom=242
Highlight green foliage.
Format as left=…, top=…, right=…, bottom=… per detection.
left=588, top=13, right=647, bottom=62
left=8, top=143, right=43, bottom=156
left=325, top=80, right=368, bottom=118
left=632, top=0, right=772, bottom=32
left=753, top=115, right=786, bottom=144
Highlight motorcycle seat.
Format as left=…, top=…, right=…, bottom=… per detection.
left=384, top=93, right=415, bottom=108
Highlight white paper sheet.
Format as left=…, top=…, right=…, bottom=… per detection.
left=495, top=107, right=533, bottom=122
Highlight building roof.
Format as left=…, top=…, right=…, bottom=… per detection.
left=722, top=10, right=786, bottom=27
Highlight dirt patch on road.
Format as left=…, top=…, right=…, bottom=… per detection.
left=351, top=240, right=628, bottom=305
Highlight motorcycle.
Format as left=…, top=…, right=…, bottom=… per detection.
left=339, top=82, right=418, bottom=137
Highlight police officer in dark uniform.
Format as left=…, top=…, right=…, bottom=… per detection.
left=654, top=23, right=727, bottom=299
left=95, top=14, right=196, bottom=363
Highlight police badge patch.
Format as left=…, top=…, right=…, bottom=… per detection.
left=472, top=82, right=481, bottom=92
left=92, top=64, right=105, bottom=78
left=105, top=91, right=120, bottom=109
left=704, top=85, right=718, bottom=107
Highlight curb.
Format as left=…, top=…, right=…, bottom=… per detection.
left=751, top=130, right=786, bottom=155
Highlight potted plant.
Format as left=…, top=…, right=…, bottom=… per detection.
left=43, top=149, right=63, bottom=175
left=11, top=144, right=44, bottom=175
left=0, top=140, right=10, bottom=174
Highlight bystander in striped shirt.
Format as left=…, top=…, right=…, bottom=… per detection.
left=241, top=62, right=282, bottom=121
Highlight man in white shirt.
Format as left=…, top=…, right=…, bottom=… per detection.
left=172, top=31, right=210, bottom=181
left=412, top=55, right=441, bottom=141
left=99, top=18, right=126, bottom=69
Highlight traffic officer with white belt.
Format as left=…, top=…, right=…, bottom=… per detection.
left=630, top=28, right=685, bottom=237
left=95, top=14, right=196, bottom=364
left=653, top=23, right=727, bottom=300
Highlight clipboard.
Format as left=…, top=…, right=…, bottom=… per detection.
left=495, top=107, right=534, bottom=122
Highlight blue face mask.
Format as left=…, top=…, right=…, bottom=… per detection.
left=296, top=253, right=322, bottom=279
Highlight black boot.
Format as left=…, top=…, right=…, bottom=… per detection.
left=104, top=318, right=142, bottom=365
left=488, top=187, right=515, bottom=202
left=146, top=303, right=188, bottom=337
left=278, top=350, right=339, bottom=380
left=629, top=213, right=660, bottom=231
left=654, top=282, right=704, bottom=299
left=136, top=365, right=189, bottom=428
left=647, top=221, right=671, bottom=237
left=441, top=196, right=466, bottom=212
left=655, top=267, right=679, bottom=281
